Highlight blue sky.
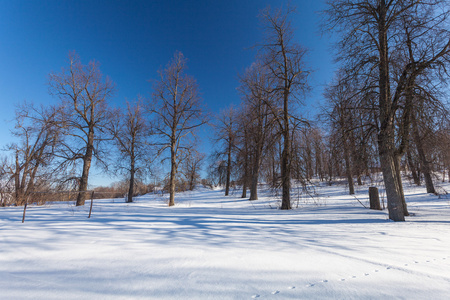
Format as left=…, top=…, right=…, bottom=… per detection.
left=0, top=0, right=335, bottom=185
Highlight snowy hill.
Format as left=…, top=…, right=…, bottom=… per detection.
left=1, top=183, right=450, bottom=299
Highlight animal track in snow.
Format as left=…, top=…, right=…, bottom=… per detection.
left=251, top=294, right=260, bottom=298
left=262, top=255, right=449, bottom=300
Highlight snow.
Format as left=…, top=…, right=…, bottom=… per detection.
left=1, top=182, right=450, bottom=299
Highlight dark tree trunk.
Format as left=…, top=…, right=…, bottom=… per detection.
left=249, top=140, right=263, bottom=201
left=15, top=151, right=22, bottom=205
left=280, top=90, right=291, bottom=210
left=128, top=167, right=135, bottom=203
left=343, top=133, right=355, bottom=195
left=225, top=141, right=232, bottom=196
left=412, top=115, right=435, bottom=194
left=241, top=158, right=248, bottom=198
left=76, top=130, right=94, bottom=206
left=169, top=144, right=176, bottom=207
left=407, top=149, right=420, bottom=185
left=344, top=149, right=354, bottom=195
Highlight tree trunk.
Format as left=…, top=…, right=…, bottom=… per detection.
left=189, top=168, right=195, bottom=191
left=241, top=133, right=249, bottom=199
left=407, top=149, right=420, bottom=185
left=249, top=140, right=263, bottom=201
left=169, top=145, right=176, bottom=207
left=76, top=131, right=94, bottom=206
left=249, top=156, right=261, bottom=201
left=280, top=89, right=291, bottom=210
left=394, top=155, right=409, bottom=216
left=15, top=151, right=22, bottom=205
left=412, top=116, right=435, bottom=194
left=225, top=141, right=232, bottom=196
left=241, top=155, right=248, bottom=198
left=343, top=134, right=355, bottom=195
left=377, top=1, right=404, bottom=221
left=379, top=146, right=405, bottom=221
left=344, top=147, right=355, bottom=195
left=128, top=168, right=135, bottom=203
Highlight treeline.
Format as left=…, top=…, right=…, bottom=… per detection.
left=2, top=2, right=450, bottom=222
left=206, top=0, right=450, bottom=222
left=0, top=50, right=208, bottom=207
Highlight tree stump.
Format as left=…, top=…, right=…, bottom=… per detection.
left=369, top=187, right=382, bottom=210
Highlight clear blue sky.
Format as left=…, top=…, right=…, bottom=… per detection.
left=0, top=0, right=335, bottom=186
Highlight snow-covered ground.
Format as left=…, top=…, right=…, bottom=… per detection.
left=1, top=181, right=450, bottom=299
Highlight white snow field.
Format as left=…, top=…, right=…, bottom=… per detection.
left=1, top=182, right=450, bottom=299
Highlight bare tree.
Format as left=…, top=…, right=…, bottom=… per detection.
left=238, top=61, right=277, bottom=200
left=324, top=0, right=450, bottom=221
left=181, top=149, right=205, bottom=191
left=7, top=103, right=60, bottom=205
left=49, top=51, right=115, bottom=206
left=324, top=79, right=358, bottom=195
left=109, top=100, right=150, bottom=202
left=213, top=105, right=238, bottom=196
left=149, top=51, right=208, bottom=206
left=259, top=6, right=309, bottom=209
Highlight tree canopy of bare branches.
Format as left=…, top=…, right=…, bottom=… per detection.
left=259, top=6, right=309, bottom=209
left=324, top=0, right=450, bottom=221
left=149, top=51, right=208, bottom=206
left=49, top=51, right=115, bottom=206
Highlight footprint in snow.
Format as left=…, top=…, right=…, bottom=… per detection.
left=375, top=270, right=379, bottom=272
left=414, top=261, right=419, bottom=264
left=288, top=286, right=295, bottom=290
left=352, top=276, right=356, bottom=278
left=387, top=266, right=392, bottom=270
left=271, top=291, right=280, bottom=295
left=251, top=295, right=260, bottom=299
left=340, top=279, right=346, bottom=281
left=404, top=264, right=408, bottom=266
left=322, top=280, right=328, bottom=283
left=307, top=283, right=315, bottom=287
left=364, top=273, right=369, bottom=276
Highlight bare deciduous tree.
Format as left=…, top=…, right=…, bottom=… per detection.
left=149, top=51, right=208, bottom=206
left=324, top=0, right=450, bottom=221
left=181, top=149, right=205, bottom=191
left=213, top=105, right=238, bottom=196
left=49, top=51, right=115, bottom=206
left=259, top=6, right=309, bottom=209
left=7, top=103, right=60, bottom=205
left=109, top=100, right=150, bottom=202
left=238, top=62, right=277, bottom=200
